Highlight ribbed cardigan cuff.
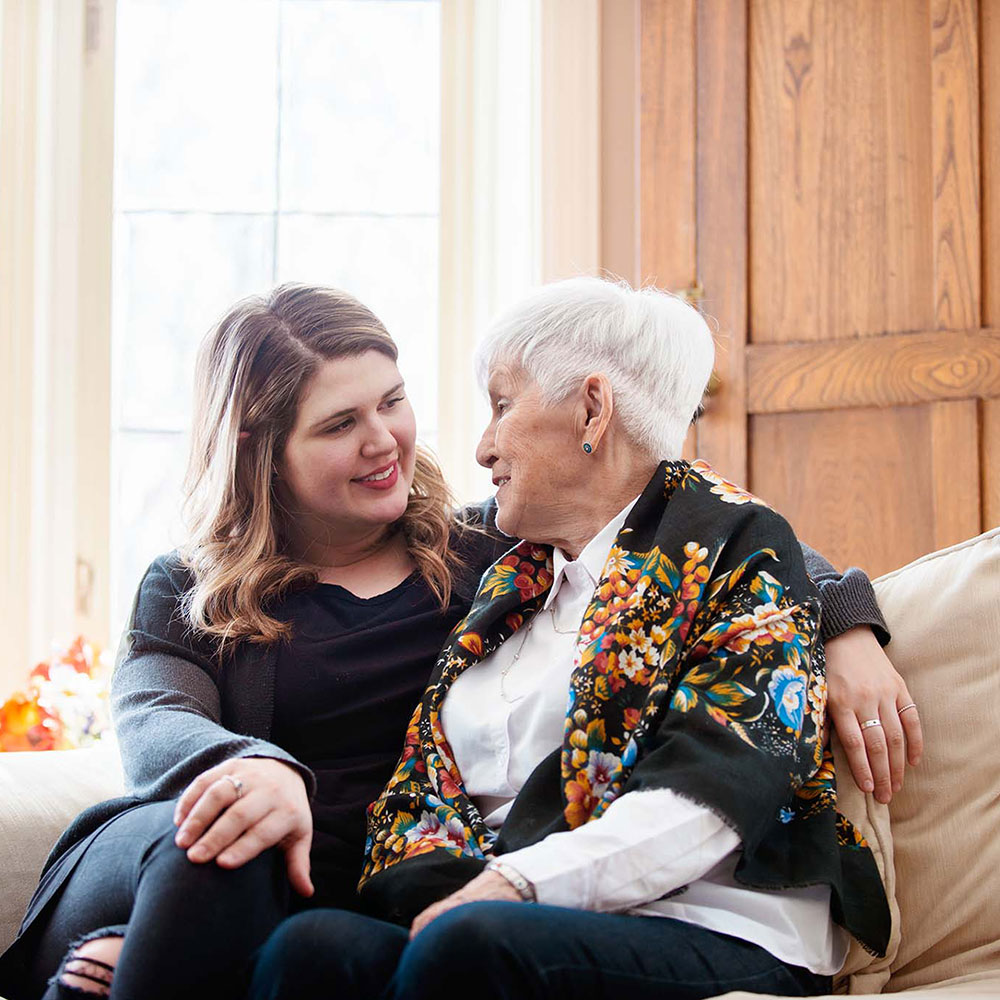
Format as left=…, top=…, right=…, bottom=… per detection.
left=816, top=568, right=891, bottom=646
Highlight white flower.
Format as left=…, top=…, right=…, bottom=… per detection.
left=34, top=663, right=110, bottom=746
left=586, top=751, right=620, bottom=798
left=620, top=650, right=645, bottom=678
left=406, top=811, right=468, bottom=851
left=628, top=627, right=651, bottom=652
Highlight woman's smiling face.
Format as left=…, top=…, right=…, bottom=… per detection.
left=278, top=350, right=416, bottom=545
left=475, top=363, right=579, bottom=544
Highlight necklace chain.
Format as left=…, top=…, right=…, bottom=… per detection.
left=499, top=606, right=579, bottom=703
left=548, top=606, right=580, bottom=635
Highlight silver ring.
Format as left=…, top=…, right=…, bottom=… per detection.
left=222, top=774, right=244, bottom=799
left=860, top=718, right=883, bottom=730
left=897, top=703, right=917, bottom=715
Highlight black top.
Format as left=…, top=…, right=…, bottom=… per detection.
left=271, top=573, right=472, bottom=907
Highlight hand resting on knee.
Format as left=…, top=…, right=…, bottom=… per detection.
left=173, top=758, right=314, bottom=897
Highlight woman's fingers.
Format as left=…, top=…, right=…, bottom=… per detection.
left=214, top=815, right=315, bottom=898
left=880, top=698, right=907, bottom=795
left=897, top=691, right=924, bottom=766
left=409, top=898, right=451, bottom=939
left=280, top=833, right=314, bottom=898
left=174, top=768, right=221, bottom=826
left=409, top=870, right=523, bottom=939
left=830, top=707, right=874, bottom=795
left=859, top=711, right=892, bottom=804
left=824, top=626, right=926, bottom=801
left=184, top=792, right=271, bottom=862
left=834, top=702, right=918, bottom=804
left=173, top=758, right=314, bottom=894
left=175, top=775, right=247, bottom=850
left=212, top=814, right=280, bottom=868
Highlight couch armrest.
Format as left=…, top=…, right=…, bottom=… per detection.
left=0, top=745, right=124, bottom=953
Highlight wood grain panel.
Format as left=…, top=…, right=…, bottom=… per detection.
left=694, top=0, right=748, bottom=482
left=983, top=397, right=1000, bottom=528
left=747, top=327, right=1000, bottom=412
left=984, top=0, right=1000, bottom=324
left=929, top=399, right=981, bottom=547
left=749, top=0, right=934, bottom=343
left=931, top=0, right=981, bottom=328
left=750, top=403, right=979, bottom=576
left=639, top=0, right=695, bottom=289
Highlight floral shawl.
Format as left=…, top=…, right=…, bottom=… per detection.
left=359, top=460, right=891, bottom=956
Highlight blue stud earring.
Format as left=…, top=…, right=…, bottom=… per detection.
left=582, top=442, right=593, bottom=454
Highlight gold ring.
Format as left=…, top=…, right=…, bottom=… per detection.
left=897, top=703, right=917, bottom=715
left=860, top=718, right=882, bottom=730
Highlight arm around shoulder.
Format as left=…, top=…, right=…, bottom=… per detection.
left=799, top=541, right=891, bottom=645
left=795, top=545, right=922, bottom=801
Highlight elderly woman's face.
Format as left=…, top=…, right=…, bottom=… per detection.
left=476, top=363, right=579, bottom=543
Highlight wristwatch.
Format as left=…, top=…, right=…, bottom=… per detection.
left=485, top=859, right=537, bottom=902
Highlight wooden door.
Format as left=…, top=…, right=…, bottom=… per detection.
left=639, top=0, right=1000, bottom=576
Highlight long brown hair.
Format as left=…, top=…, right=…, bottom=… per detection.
left=179, top=283, right=465, bottom=648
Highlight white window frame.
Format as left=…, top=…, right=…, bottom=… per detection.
left=0, top=0, right=638, bottom=692
left=0, top=0, right=115, bottom=692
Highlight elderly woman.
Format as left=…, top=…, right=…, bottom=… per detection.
left=248, top=278, right=892, bottom=1000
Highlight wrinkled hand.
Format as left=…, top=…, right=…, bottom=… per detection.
left=174, top=758, right=314, bottom=897
left=824, top=626, right=923, bottom=804
left=409, top=870, right=523, bottom=939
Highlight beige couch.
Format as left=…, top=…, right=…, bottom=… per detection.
left=1, top=528, right=998, bottom=998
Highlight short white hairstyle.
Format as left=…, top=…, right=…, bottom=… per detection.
left=475, top=277, right=716, bottom=460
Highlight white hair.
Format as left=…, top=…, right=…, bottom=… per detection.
left=475, top=277, right=716, bottom=460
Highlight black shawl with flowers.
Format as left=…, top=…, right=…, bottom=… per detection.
left=359, top=460, right=890, bottom=956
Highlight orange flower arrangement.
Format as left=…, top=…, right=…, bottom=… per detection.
left=0, top=637, right=111, bottom=751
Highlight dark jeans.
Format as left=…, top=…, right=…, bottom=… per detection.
left=18, top=800, right=290, bottom=1000
left=249, top=902, right=833, bottom=1000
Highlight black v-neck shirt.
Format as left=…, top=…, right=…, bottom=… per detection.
left=270, top=572, right=472, bottom=909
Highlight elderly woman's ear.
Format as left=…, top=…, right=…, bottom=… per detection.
left=579, top=373, right=614, bottom=455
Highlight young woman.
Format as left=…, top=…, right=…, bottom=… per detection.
left=0, top=284, right=917, bottom=1000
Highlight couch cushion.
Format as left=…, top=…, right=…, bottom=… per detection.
left=0, top=744, right=124, bottom=954
left=830, top=733, right=898, bottom=994
left=873, top=527, right=1000, bottom=990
